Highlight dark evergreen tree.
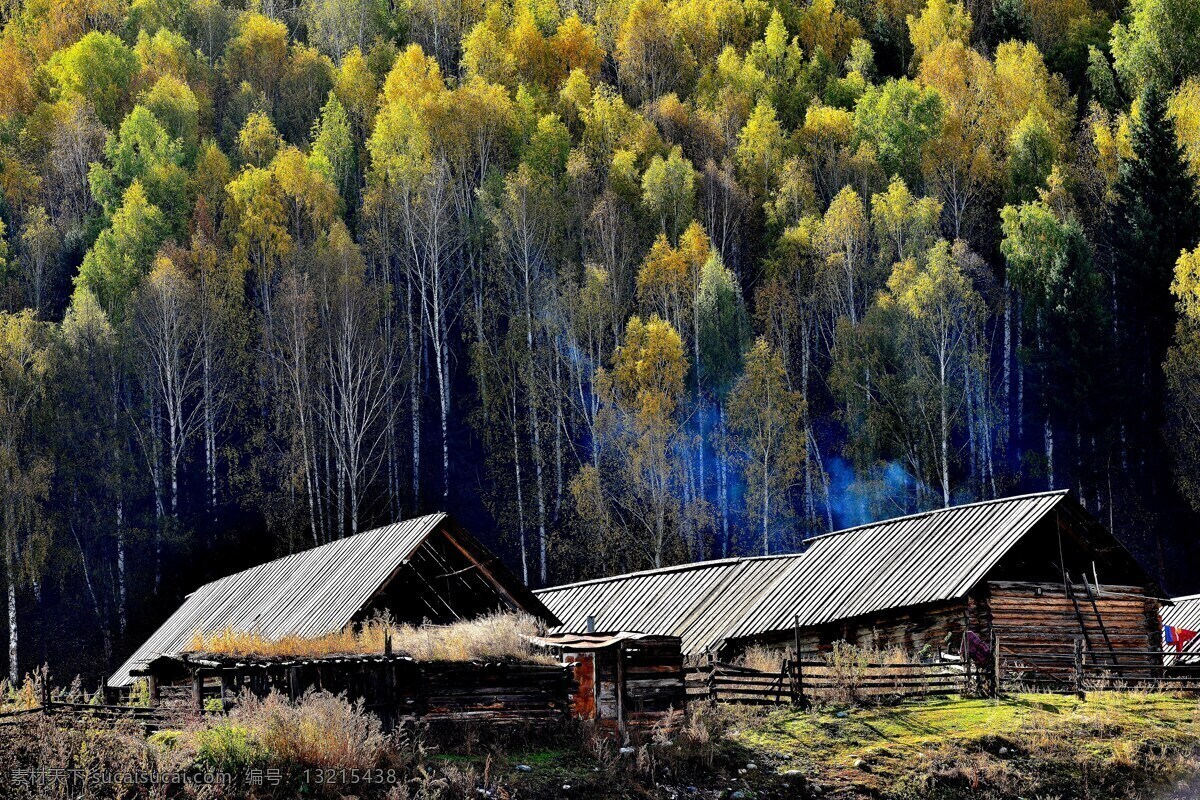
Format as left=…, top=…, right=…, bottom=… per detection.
left=1110, top=82, right=1200, bottom=483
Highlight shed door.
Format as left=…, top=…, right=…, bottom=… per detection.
left=565, top=652, right=597, bottom=719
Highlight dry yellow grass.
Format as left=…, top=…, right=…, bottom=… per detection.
left=737, top=645, right=788, bottom=673
left=188, top=612, right=555, bottom=663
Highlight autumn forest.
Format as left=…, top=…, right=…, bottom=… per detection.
left=0, top=0, right=1198, bottom=682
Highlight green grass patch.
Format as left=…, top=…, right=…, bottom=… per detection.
left=727, top=692, right=1200, bottom=798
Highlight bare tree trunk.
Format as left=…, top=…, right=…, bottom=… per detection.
left=511, top=382, right=528, bottom=584
left=203, top=342, right=216, bottom=514
left=762, top=449, right=770, bottom=556
left=6, top=571, right=16, bottom=683
left=719, top=405, right=730, bottom=555
left=6, top=525, right=17, bottom=683
left=116, top=500, right=126, bottom=634
left=72, top=526, right=112, bottom=667
left=1015, top=296, right=1024, bottom=455
left=940, top=353, right=950, bottom=507
left=409, top=279, right=422, bottom=512
left=1002, top=280, right=1012, bottom=452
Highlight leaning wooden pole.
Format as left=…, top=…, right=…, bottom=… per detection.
left=793, top=614, right=808, bottom=709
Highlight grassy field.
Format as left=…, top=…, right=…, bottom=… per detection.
left=721, top=692, right=1200, bottom=799
left=2, top=690, right=1198, bottom=798
left=464, top=692, right=1200, bottom=799
left=404, top=692, right=1200, bottom=799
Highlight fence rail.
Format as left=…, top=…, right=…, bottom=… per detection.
left=999, top=641, right=1200, bottom=695
left=685, top=657, right=969, bottom=706
left=687, top=641, right=1200, bottom=706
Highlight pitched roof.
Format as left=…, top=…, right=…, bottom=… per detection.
left=110, top=514, right=549, bottom=686
left=536, top=491, right=1074, bottom=655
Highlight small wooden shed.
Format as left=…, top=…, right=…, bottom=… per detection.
left=133, top=652, right=574, bottom=731
left=528, top=632, right=685, bottom=740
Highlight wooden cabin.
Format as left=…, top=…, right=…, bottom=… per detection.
left=109, top=513, right=557, bottom=689
left=132, top=652, right=573, bottom=731
left=537, top=492, right=1165, bottom=677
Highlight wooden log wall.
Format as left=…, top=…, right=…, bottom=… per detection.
left=986, top=581, right=1162, bottom=680
left=179, top=658, right=572, bottom=730
left=737, top=599, right=975, bottom=661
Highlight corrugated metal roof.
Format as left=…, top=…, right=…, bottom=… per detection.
left=537, top=491, right=1071, bottom=655
left=111, top=514, right=448, bottom=686
left=1164, top=594, right=1200, bottom=660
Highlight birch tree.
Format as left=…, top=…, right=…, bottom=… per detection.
left=131, top=257, right=205, bottom=586
left=0, top=311, right=50, bottom=682
left=728, top=338, right=805, bottom=555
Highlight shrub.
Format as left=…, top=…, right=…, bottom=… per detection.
left=230, top=690, right=389, bottom=771
left=824, top=640, right=872, bottom=703
left=194, top=722, right=266, bottom=773
left=128, top=678, right=151, bottom=708
left=0, top=714, right=174, bottom=800
left=148, top=729, right=184, bottom=750
left=0, top=672, right=42, bottom=711
left=737, top=645, right=787, bottom=673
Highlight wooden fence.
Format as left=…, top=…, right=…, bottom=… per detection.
left=1, top=659, right=575, bottom=732
left=999, top=643, right=1200, bottom=695
left=685, top=657, right=968, bottom=706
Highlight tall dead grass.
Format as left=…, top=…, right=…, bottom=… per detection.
left=737, top=645, right=788, bottom=673
left=188, top=612, right=555, bottom=663
left=228, top=690, right=392, bottom=771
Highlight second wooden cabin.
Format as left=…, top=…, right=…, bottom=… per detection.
left=537, top=492, right=1165, bottom=679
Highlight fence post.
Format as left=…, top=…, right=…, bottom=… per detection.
left=615, top=641, right=627, bottom=744
left=793, top=614, right=808, bottom=709
left=706, top=651, right=716, bottom=703
left=962, top=634, right=973, bottom=695
left=192, top=671, right=204, bottom=714
left=1073, top=639, right=1085, bottom=699
left=992, top=634, right=1001, bottom=698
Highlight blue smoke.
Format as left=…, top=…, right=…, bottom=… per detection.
left=826, top=457, right=923, bottom=528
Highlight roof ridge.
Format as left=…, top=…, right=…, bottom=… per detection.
left=536, top=555, right=750, bottom=593
left=189, top=513, right=448, bottom=595
left=800, top=490, right=1069, bottom=545
left=536, top=492, right=1068, bottom=595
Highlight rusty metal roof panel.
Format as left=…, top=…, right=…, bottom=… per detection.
left=538, top=492, right=1070, bottom=655
left=110, top=514, right=450, bottom=686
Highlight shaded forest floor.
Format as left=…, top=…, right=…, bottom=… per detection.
left=2, top=692, right=1199, bottom=798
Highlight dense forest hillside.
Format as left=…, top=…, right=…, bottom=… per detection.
left=0, top=0, right=1198, bottom=683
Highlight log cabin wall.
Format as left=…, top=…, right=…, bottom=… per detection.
left=736, top=597, right=981, bottom=660
left=984, top=581, right=1162, bottom=665
left=147, top=656, right=574, bottom=731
